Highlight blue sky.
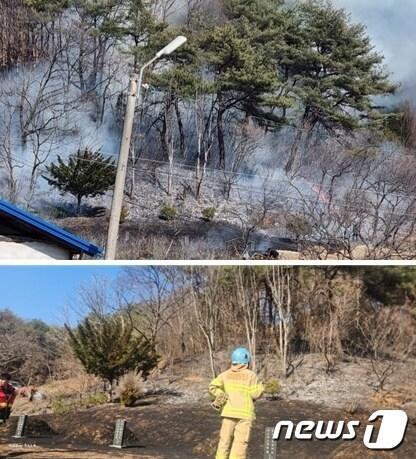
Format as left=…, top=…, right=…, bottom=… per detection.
left=0, top=266, right=123, bottom=325
left=334, top=0, right=416, bottom=89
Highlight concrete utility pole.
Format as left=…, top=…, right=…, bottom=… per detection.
left=105, top=36, right=187, bottom=260
left=105, top=74, right=139, bottom=260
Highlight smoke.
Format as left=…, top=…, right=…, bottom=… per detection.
left=333, top=0, right=416, bottom=100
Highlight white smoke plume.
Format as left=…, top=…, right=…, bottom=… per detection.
left=333, top=0, right=416, bottom=100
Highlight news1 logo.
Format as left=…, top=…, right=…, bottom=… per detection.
left=273, top=410, right=408, bottom=450
left=364, top=410, right=408, bottom=450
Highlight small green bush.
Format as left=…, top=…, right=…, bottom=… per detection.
left=50, top=396, right=76, bottom=415
left=264, top=378, right=281, bottom=399
left=51, top=392, right=107, bottom=414
left=202, top=207, right=216, bottom=222
left=79, top=392, right=107, bottom=409
left=159, top=204, right=177, bottom=221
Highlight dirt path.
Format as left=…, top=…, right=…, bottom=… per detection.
left=1, top=400, right=414, bottom=458
left=0, top=445, right=158, bottom=459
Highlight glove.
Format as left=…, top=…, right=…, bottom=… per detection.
left=211, top=392, right=228, bottom=411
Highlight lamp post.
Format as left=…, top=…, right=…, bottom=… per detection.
left=105, top=36, right=187, bottom=260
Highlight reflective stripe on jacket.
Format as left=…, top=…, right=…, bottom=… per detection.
left=209, top=364, right=263, bottom=421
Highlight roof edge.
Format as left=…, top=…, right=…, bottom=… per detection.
left=0, top=199, right=103, bottom=257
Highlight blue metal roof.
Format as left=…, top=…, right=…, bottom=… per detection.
left=0, top=199, right=102, bottom=257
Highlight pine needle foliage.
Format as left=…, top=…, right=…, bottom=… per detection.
left=65, top=314, right=158, bottom=399
left=44, top=148, right=116, bottom=214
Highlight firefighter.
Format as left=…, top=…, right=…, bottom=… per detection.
left=209, top=347, right=264, bottom=459
left=0, top=373, right=17, bottom=424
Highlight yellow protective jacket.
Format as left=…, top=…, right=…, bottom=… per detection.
left=209, top=364, right=264, bottom=421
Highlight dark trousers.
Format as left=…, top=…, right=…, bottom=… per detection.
left=0, top=407, right=11, bottom=422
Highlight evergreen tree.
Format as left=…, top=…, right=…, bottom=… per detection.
left=65, top=314, right=158, bottom=399
left=200, top=3, right=289, bottom=168
left=71, top=1, right=122, bottom=99
left=118, top=0, right=167, bottom=70
left=44, top=148, right=116, bottom=214
left=143, top=23, right=204, bottom=159
left=283, top=0, right=396, bottom=172
left=362, top=267, right=416, bottom=306
left=23, top=0, right=69, bottom=14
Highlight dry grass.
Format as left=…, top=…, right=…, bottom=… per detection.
left=38, top=376, right=101, bottom=398
left=369, top=384, right=416, bottom=410
left=59, top=215, right=408, bottom=260
left=183, top=375, right=205, bottom=383
left=331, top=443, right=396, bottom=458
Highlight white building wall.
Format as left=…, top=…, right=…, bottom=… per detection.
left=0, top=241, right=72, bottom=260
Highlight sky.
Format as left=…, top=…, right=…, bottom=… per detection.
left=334, top=0, right=416, bottom=92
left=0, top=266, right=123, bottom=325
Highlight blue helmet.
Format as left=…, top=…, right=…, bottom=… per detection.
left=231, top=347, right=251, bottom=365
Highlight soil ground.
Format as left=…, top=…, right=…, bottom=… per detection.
left=1, top=399, right=415, bottom=459
left=2, top=354, right=415, bottom=458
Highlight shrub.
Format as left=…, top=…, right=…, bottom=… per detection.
left=263, top=378, right=280, bottom=399
left=47, top=204, right=73, bottom=219
left=50, top=396, right=77, bottom=415
left=119, top=372, right=144, bottom=407
left=79, top=392, right=107, bottom=409
left=202, top=207, right=216, bottom=222
left=159, top=204, right=177, bottom=221
left=286, top=215, right=313, bottom=239
left=51, top=392, right=107, bottom=414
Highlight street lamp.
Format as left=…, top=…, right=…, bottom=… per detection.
left=136, top=36, right=188, bottom=122
left=105, top=36, right=188, bottom=260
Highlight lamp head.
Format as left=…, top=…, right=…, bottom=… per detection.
left=156, top=36, right=187, bottom=58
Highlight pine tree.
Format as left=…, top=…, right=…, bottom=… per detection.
left=44, top=149, right=116, bottom=214
left=65, top=314, right=158, bottom=400
left=200, top=3, right=289, bottom=168
left=23, top=0, right=69, bottom=14
left=283, top=0, right=397, bottom=172
left=118, top=0, right=167, bottom=70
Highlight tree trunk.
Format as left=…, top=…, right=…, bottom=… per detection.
left=217, top=99, right=226, bottom=169
left=174, top=98, right=185, bottom=158
left=76, top=195, right=82, bottom=215
left=207, top=339, right=217, bottom=378
left=109, top=378, right=113, bottom=403
left=285, top=110, right=313, bottom=175
left=285, top=128, right=303, bottom=175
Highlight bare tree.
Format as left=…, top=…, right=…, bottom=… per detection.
left=286, top=143, right=416, bottom=260
left=221, top=121, right=260, bottom=200
left=152, top=0, right=177, bottom=22
left=264, top=267, right=295, bottom=377
left=228, top=187, right=279, bottom=256
left=0, top=99, right=23, bottom=201
left=357, top=303, right=415, bottom=392
left=234, top=268, right=261, bottom=371
left=119, top=267, right=180, bottom=348
left=194, top=91, right=215, bottom=198
left=189, top=267, right=226, bottom=377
